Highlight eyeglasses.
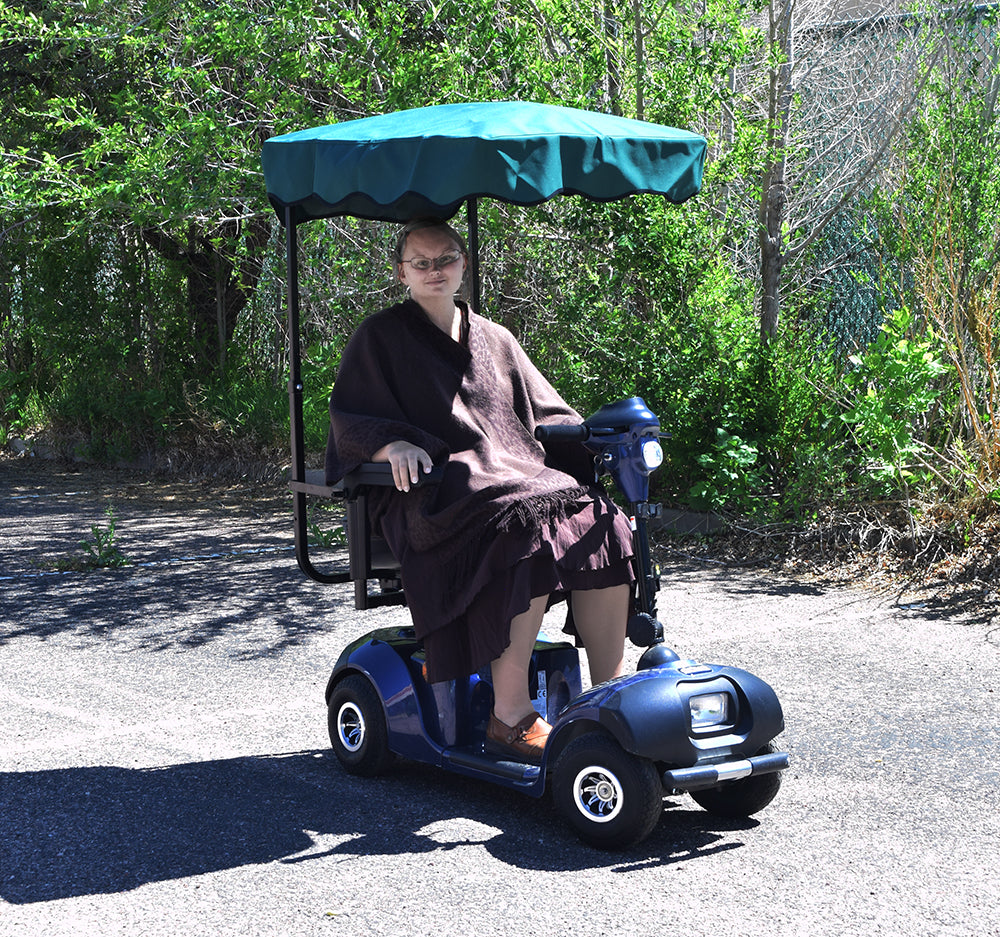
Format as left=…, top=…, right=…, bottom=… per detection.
left=400, top=250, right=464, bottom=272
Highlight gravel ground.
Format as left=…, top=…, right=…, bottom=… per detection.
left=1, top=459, right=998, bottom=937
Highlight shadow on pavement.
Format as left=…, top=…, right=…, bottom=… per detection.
left=1, top=750, right=754, bottom=902
left=0, top=556, right=355, bottom=656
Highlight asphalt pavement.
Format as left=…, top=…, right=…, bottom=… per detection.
left=1, top=460, right=998, bottom=937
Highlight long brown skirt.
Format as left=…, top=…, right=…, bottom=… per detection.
left=404, top=490, right=635, bottom=683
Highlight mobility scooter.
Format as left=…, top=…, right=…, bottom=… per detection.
left=263, top=102, right=789, bottom=848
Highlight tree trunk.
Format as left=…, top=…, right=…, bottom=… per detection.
left=757, top=0, right=793, bottom=343
left=759, top=231, right=783, bottom=341
left=632, top=0, right=644, bottom=121
left=142, top=217, right=270, bottom=376
left=604, top=0, right=622, bottom=115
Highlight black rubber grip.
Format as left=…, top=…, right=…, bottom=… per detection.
left=534, top=423, right=589, bottom=442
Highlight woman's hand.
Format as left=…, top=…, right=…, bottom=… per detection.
left=372, top=441, right=434, bottom=492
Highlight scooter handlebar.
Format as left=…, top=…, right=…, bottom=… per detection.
left=534, top=423, right=590, bottom=443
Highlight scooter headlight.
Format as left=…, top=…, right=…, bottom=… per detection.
left=641, top=439, right=663, bottom=471
left=689, top=692, right=729, bottom=729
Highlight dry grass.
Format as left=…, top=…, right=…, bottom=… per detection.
left=655, top=500, right=1000, bottom=628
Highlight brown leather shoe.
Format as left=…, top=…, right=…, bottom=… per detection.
left=486, top=710, right=552, bottom=762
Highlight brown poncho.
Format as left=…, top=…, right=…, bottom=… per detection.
left=326, top=299, right=633, bottom=682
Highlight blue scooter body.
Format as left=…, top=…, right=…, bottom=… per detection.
left=326, top=626, right=787, bottom=797
left=325, top=398, right=788, bottom=841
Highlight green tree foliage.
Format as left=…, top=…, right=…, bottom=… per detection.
left=849, top=5, right=1000, bottom=507
left=4, top=0, right=997, bottom=525
left=2, top=0, right=616, bottom=456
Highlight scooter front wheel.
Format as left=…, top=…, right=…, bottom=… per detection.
left=552, top=732, right=663, bottom=849
left=328, top=673, right=394, bottom=777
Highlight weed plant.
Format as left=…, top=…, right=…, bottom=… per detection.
left=79, top=507, right=130, bottom=569
left=48, top=506, right=131, bottom=572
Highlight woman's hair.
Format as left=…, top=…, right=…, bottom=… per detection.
left=392, top=218, right=469, bottom=264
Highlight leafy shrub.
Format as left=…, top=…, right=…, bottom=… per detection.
left=839, top=307, right=950, bottom=497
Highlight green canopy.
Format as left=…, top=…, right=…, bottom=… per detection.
left=262, top=101, right=706, bottom=224
left=266, top=102, right=708, bottom=580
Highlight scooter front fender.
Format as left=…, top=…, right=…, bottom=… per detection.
left=554, top=662, right=784, bottom=767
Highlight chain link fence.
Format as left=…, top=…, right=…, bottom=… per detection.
left=801, top=3, right=999, bottom=349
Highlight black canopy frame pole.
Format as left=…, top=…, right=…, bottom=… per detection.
left=285, top=205, right=348, bottom=585
left=285, top=207, right=305, bottom=490
left=467, top=197, right=480, bottom=315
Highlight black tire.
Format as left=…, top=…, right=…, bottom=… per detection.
left=327, top=673, right=394, bottom=777
left=552, top=732, right=663, bottom=849
left=689, top=742, right=783, bottom=818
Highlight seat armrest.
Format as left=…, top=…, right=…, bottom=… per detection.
left=290, top=462, right=445, bottom=499
left=341, top=461, right=445, bottom=492
left=289, top=469, right=343, bottom=499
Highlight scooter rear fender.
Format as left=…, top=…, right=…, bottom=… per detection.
left=326, top=628, right=445, bottom=764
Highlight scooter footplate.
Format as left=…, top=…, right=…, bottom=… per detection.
left=443, top=746, right=543, bottom=787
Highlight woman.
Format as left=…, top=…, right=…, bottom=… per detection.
left=325, top=218, right=633, bottom=762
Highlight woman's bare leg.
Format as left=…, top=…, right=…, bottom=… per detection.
left=571, top=583, right=630, bottom=685
left=490, top=594, right=548, bottom=726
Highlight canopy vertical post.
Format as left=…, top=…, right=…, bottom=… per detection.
left=467, top=197, right=480, bottom=315
left=286, top=207, right=305, bottom=488
left=285, top=207, right=343, bottom=584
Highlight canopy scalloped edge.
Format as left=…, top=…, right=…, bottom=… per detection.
left=265, top=183, right=703, bottom=226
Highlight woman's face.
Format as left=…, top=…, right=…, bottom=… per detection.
left=397, top=228, right=466, bottom=305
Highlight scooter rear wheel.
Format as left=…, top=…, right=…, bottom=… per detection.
left=328, top=673, right=394, bottom=777
left=553, top=732, right=663, bottom=849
